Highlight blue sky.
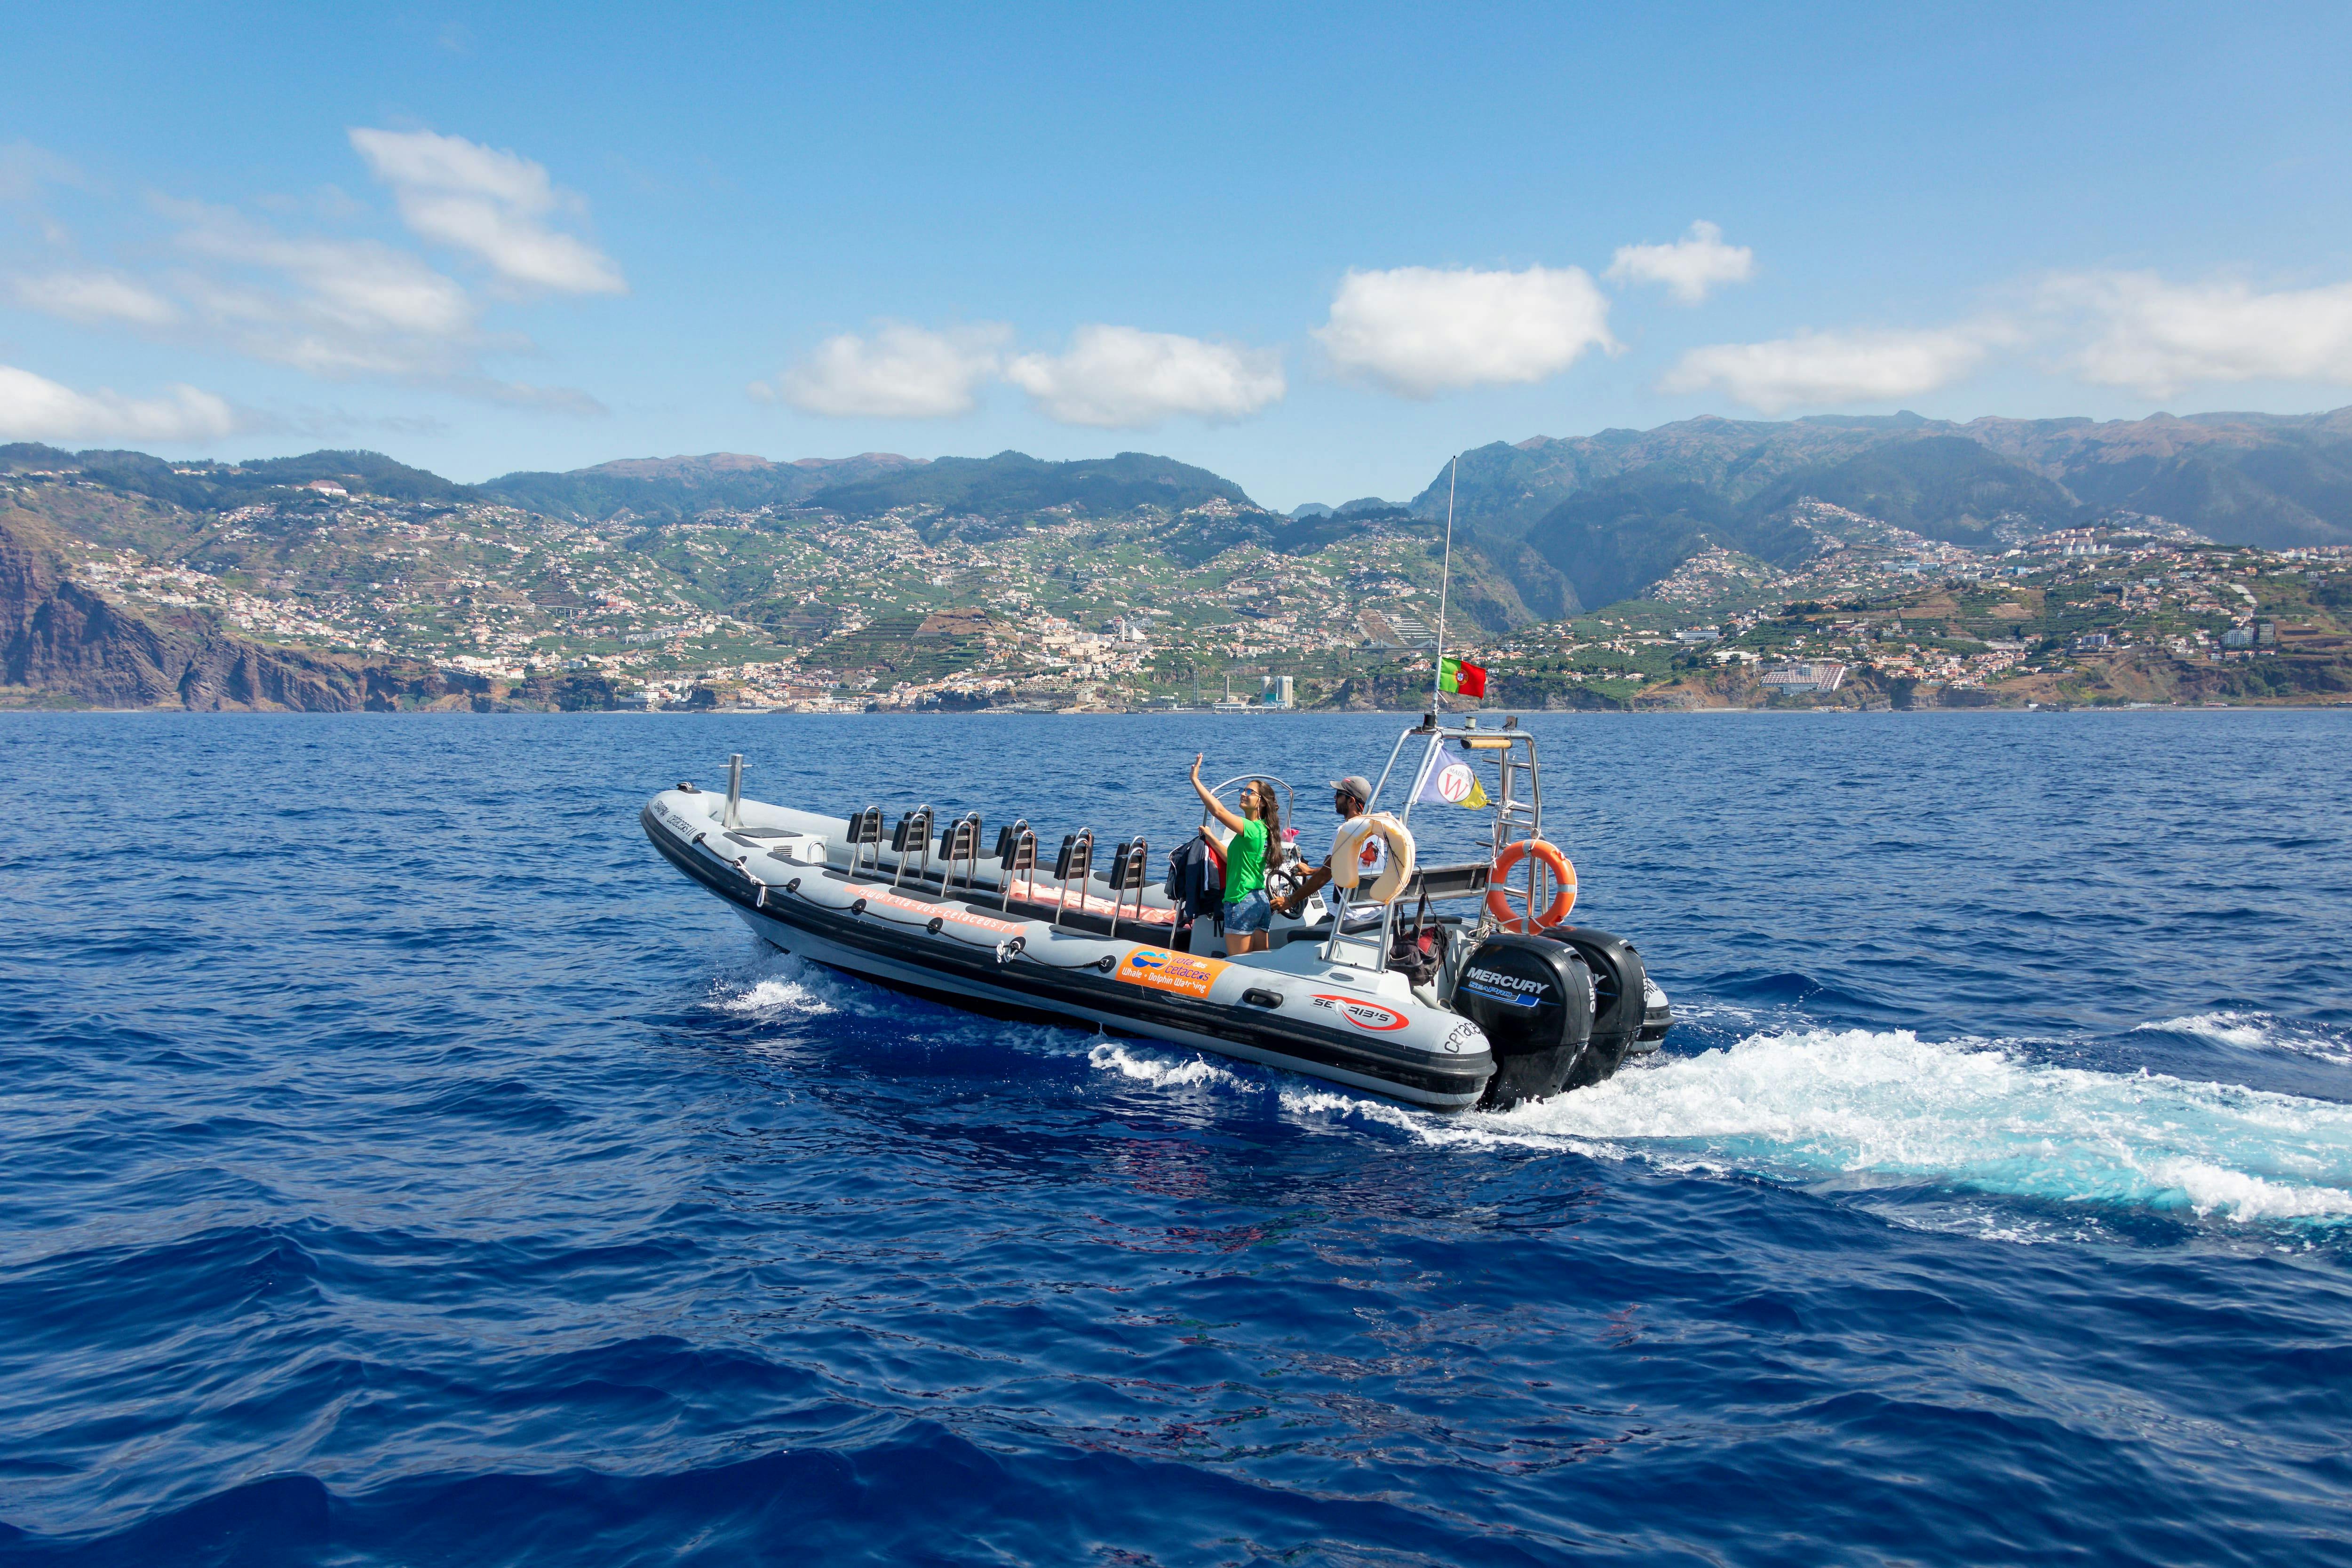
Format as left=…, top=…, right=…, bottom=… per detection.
left=4, top=1, right=2350, bottom=507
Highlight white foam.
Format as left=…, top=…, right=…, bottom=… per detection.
left=711, top=966, right=837, bottom=1020
left=2153, top=1159, right=2352, bottom=1221
left=1503, top=1028, right=2352, bottom=1222
left=1279, top=1085, right=1424, bottom=1132
left=2138, top=1010, right=2273, bottom=1049
left=1881, top=1204, right=2105, bottom=1247
left=1319, top=1027, right=2352, bottom=1225
left=2134, top=1010, right=2352, bottom=1064
left=1276, top=1085, right=1628, bottom=1159
left=1088, top=1042, right=1253, bottom=1093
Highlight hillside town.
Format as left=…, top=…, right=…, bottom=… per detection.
left=6, top=459, right=2350, bottom=713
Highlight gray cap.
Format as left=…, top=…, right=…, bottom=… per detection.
left=1327, top=774, right=1374, bottom=802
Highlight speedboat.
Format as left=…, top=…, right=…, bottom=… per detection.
left=642, top=715, right=1671, bottom=1110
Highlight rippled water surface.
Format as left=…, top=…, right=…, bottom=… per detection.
left=3, top=710, right=2350, bottom=1565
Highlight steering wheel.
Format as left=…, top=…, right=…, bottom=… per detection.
left=1265, top=861, right=1304, bottom=914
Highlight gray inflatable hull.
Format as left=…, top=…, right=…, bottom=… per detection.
left=645, top=789, right=1495, bottom=1109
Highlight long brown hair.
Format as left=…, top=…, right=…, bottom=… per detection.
left=1245, top=777, right=1282, bottom=849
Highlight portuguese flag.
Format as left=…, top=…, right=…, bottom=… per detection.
left=1438, top=655, right=1486, bottom=697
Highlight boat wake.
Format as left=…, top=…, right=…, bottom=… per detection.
left=734, top=950, right=2352, bottom=1228
left=710, top=971, right=837, bottom=1020
left=1087, top=1041, right=1253, bottom=1093
left=1285, top=1026, right=2352, bottom=1225
left=2132, top=1010, right=2352, bottom=1065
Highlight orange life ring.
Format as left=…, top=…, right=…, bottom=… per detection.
left=1486, top=839, right=1577, bottom=931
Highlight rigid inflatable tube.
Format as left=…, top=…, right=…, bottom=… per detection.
left=696, top=831, right=1080, bottom=963
left=1330, top=813, right=1416, bottom=905
left=758, top=856, right=1141, bottom=975
left=652, top=808, right=1495, bottom=1104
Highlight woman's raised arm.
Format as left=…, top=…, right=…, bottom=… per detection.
left=1190, top=753, right=1248, bottom=835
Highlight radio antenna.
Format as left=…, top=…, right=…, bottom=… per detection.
left=1430, top=454, right=1458, bottom=715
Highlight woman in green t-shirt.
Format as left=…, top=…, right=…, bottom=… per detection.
left=1189, top=753, right=1282, bottom=954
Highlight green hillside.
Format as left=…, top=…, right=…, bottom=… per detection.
left=800, top=450, right=1255, bottom=521
left=0, top=444, right=471, bottom=512
left=478, top=448, right=1256, bottom=525
left=1416, top=407, right=2352, bottom=553
left=478, top=452, right=918, bottom=522
left=8, top=415, right=2347, bottom=713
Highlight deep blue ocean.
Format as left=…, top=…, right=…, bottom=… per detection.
left=3, top=710, right=2350, bottom=1566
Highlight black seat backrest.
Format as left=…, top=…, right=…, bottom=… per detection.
left=940, top=813, right=981, bottom=863
left=994, top=820, right=1035, bottom=871
left=1107, top=838, right=1150, bottom=891
left=846, top=806, right=884, bottom=845
left=891, top=806, right=933, bottom=854
left=1049, top=830, right=1094, bottom=926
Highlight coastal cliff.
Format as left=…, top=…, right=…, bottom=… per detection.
left=0, top=513, right=372, bottom=711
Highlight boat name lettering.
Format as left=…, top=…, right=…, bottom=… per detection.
left=865, top=888, right=1027, bottom=934
left=1465, top=967, right=1547, bottom=996
left=1311, top=994, right=1411, bottom=1032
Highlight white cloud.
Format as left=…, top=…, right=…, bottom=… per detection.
left=1661, top=326, right=1994, bottom=413
left=439, top=376, right=608, bottom=416
left=1314, top=264, right=1616, bottom=396
left=1003, top=325, right=1285, bottom=428
left=0, top=364, right=238, bottom=443
left=349, top=127, right=625, bottom=295
left=2047, top=270, right=2352, bottom=396
left=0, top=147, right=607, bottom=412
left=1606, top=220, right=1755, bottom=304
left=0, top=140, right=82, bottom=202
left=8, top=270, right=179, bottom=326
left=169, top=203, right=481, bottom=379
left=758, top=322, right=1010, bottom=419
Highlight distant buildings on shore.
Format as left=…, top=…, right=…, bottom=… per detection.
left=1760, top=660, right=1849, bottom=694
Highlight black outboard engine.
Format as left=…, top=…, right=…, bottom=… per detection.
left=1455, top=933, right=1595, bottom=1109
left=1542, top=927, right=1651, bottom=1089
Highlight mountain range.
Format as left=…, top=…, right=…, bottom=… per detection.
left=9, top=403, right=2351, bottom=627
left=1409, top=407, right=2352, bottom=617
left=476, top=449, right=1253, bottom=526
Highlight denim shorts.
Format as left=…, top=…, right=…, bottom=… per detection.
left=1222, top=888, right=1273, bottom=934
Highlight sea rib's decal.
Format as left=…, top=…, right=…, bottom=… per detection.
left=1312, top=994, right=1412, bottom=1032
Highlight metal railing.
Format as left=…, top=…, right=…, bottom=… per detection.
left=1320, top=716, right=1542, bottom=968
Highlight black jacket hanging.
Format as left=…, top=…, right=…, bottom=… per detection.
left=1162, top=835, right=1224, bottom=928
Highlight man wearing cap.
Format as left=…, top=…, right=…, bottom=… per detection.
left=1276, top=774, right=1387, bottom=920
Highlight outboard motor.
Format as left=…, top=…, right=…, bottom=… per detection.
left=1455, top=933, right=1595, bottom=1109
left=1542, top=927, right=1651, bottom=1088
left=1636, top=975, right=1674, bottom=1053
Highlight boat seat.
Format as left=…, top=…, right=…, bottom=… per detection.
left=1404, top=862, right=1492, bottom=900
